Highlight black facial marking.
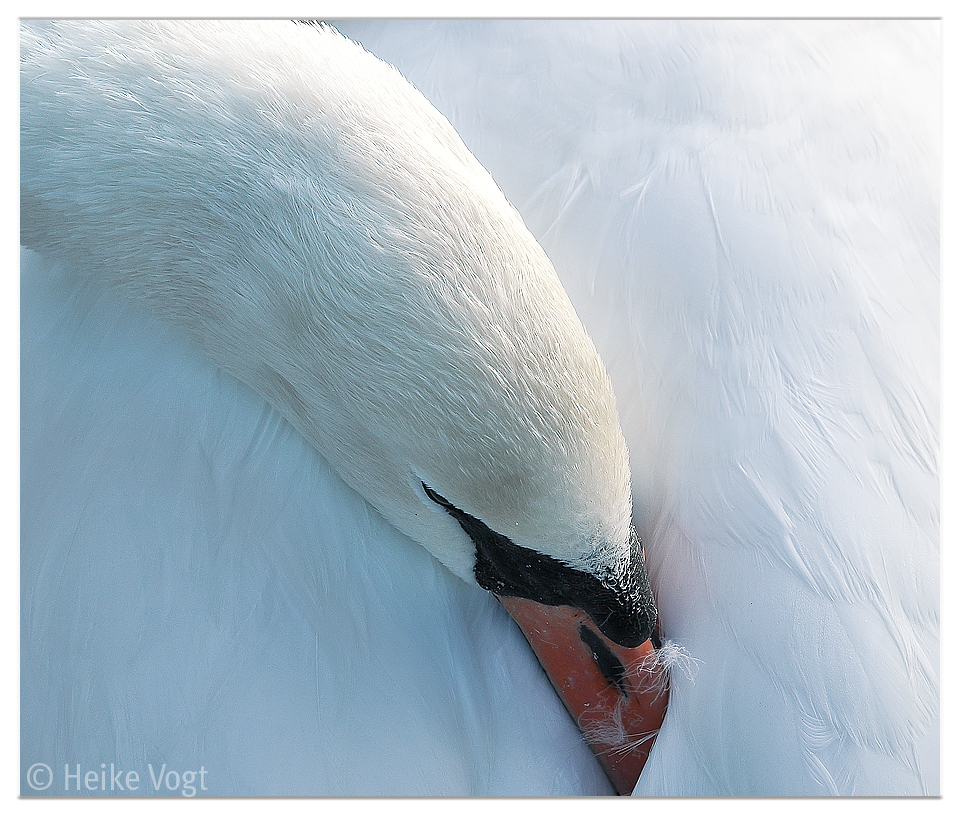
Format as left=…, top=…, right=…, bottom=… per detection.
left=422, top=482, right=657, bottom=648
left=579, top=623, right=629, bottom=697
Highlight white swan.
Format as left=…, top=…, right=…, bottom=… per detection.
left=21, top=19, right=938, bottom=796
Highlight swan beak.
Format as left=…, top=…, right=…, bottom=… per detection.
left=497, top=595, right=669, bottom=795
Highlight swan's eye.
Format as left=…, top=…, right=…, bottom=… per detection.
left=423, top=482, right=518, bottom=596
left=422, top=482, right=455, bottom=511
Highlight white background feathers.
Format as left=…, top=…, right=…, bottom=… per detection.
left=19, top=18, right=940, bottom=797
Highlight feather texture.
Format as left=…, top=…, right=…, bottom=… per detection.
left=21, top=20, right=938, bottom=795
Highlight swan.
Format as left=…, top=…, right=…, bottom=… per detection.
left=20, top=19, right=938, bottom=796
left=21, top=18, right=661, bottom=795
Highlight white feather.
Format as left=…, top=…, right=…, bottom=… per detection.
left=21, top=19, right=938, bottom=796
left=21, top=20, right=633, bottom=582
left=338, top=20, right=939, bottom=795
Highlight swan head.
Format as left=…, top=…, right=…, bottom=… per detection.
left=19, top=19, right=658, bottom=650
left=302, top=137, right=659, bottom=647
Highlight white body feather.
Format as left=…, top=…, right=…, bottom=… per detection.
left=21, top=20, right=938, bottom=795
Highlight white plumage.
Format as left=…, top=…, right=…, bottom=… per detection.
left=21, top=20, right=938, bottom=795
left=21, top=20, right=634, bottom=586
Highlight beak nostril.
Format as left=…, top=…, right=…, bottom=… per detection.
left=579, top=623, right=629, bottom=697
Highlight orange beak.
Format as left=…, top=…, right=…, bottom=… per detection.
left=498, top=595, right=669, bottom=795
